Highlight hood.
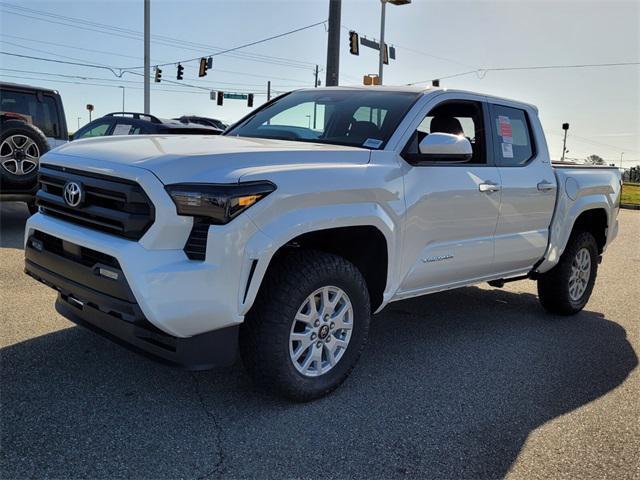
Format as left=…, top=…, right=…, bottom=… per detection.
left=47, top=135, right=371, bottom=184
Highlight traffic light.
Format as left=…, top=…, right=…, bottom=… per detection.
left=207, top=57, right=213, bottom=69
left=247, top=93, right=254, bottom=108
left=432, top=79, right=440, bottom=87
left=154, top=67, right=162, bottom=83
left=383, top=44, right=389, bottom=65
left=348, top=30, right=359, bottom=55
left=199, top=57, right=208, bottom=77
left=217, top=91, right=224, bottom=106
left=176, top=63, right=184, bottom=80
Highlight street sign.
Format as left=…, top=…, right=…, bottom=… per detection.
left=224, top=93, right=248, bottom=100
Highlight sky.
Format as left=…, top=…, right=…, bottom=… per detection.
left=0, top=0, right=638, bottom=166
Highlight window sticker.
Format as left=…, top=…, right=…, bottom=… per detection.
left=363, top=138, right=383, bottom=149
left=112, top=124, right=132, bottom=136
left=501, top=142, right=514, bottom=158
left=498, top=115, right=513, bottom=144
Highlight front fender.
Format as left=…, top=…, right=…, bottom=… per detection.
left=238, top=202, right=400, bottom=315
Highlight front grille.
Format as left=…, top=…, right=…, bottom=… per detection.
left=32, top=230, right=120, bottom=269
left=36, top=165, right=155, bottom=240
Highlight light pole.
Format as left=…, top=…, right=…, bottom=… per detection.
left=378, top=0, right=410, bottom=85
left=143, top=0, right=150, bottom=114
left=77, top=117, right=81, bottom=130
left=561, top=122, right=569, bottom=161
left=620, top=152, right=624, bottom=170
left=119, top=86, right=125, bottom=112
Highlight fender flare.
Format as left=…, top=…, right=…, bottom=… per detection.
left=536, top=195, right=612, bottom=274
left=237, top=202, right=399, bottom=315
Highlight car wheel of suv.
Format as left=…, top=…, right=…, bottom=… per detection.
left=537, top=231, right=599, bottom=315
left=240, top=250, right=371, bottom=401
left=0, top=120, right=49, bottom=187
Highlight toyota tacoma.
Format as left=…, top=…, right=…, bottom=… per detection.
left=24, top=87, right=621, bottom=400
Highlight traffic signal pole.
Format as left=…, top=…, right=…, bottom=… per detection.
left=143, top=0, right=150, bottom=114
left=378, top=0, right=386, bottom=85
left=325, top=0, right=341, bottom=86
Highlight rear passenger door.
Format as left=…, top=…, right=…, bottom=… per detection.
left=488, top=103, right=557, bottom=273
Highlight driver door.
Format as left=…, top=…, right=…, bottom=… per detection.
left=397, top=98, right=501, bottom=295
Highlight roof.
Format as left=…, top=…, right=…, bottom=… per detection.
left=292, top=85, right=538, bottom=112
left=0, top=81, right=60, bottom=95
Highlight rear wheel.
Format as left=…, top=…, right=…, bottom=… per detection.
left=240, top=251, right=371, bottom=401
left=537, top=231, right=599, bottom=315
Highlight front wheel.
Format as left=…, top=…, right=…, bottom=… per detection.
left=537, top=231, right=599, bottom=315
left=240, top=251, right=371, bottom=401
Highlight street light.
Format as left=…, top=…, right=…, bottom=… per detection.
left=119, top=86, right=125, bottom=112
left=378, top=0, right=411, bottom=85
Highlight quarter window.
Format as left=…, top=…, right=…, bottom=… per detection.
left=489, top=105, right=534, bottom=166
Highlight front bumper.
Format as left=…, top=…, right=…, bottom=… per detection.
left=24, top=231, right=238, bottom=370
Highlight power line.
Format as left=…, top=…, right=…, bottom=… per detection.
left=0, top=2, right=319, bottom=68
left=0, top=5, right=321, bottom=71
left=122, top=20, right=328, bottom=70
left=407, top=62, right=640, bottom=85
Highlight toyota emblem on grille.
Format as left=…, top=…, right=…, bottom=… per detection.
left=63, top=181, right=83, bottom=207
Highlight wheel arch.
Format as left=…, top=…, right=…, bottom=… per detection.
left=239, top=205, right=398, bottom=316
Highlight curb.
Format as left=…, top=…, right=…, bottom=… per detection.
left=620, top=204, right=640, bottom=210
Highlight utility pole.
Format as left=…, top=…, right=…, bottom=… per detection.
left=143, top=0, right=150, bottom=114
left=314, top=65, right=319, bottom=87
left=267, top=81, right=271, bottom=101
left=561, top=122, right=569, bottom=161
left=325, top=0, right=341, bottom=86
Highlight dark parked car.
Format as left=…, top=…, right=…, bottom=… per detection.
left=73, top=112, right=223, bottom=140
left=174, top=115, right=227, bottom=131
left=0, top=82, right=68, bottom=213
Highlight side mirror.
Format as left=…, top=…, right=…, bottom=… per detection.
left=418, top=132, right=472, bottom=162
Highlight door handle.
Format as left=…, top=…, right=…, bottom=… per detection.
left=479, top=182, right=501, bottom=193
left=537, top=181, right=555, bottom=192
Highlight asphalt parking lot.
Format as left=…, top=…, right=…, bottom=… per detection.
left=1, top=202, right=638, bottom=479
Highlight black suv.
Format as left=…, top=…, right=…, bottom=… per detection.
left=0, top=82, right=68, bottom=213
left=73, top=112, right=223, bottom=140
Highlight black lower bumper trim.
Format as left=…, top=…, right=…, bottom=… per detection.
left=55, top=297, right=238, bottom=370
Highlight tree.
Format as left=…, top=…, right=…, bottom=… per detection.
left=585, top=154, right=605, bottom=165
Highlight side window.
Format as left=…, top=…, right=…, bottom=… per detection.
left=489, top=105, right=534, bottom=166
left=76, top=121, right=111, bottom=139
left=0, top=91, right=59, bottom=137
left=402, top=100, right=486, bottom=165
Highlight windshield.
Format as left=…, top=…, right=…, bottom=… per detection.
left=225, top=89, right=420, bottom=149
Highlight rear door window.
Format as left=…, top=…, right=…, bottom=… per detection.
left=489, top=105, right=534, bottom=166
left=0, top=90, right=60, bottom=138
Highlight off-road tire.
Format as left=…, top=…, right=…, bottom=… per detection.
left=240, top=250, right=371, bottom=401
left=537, top=231, right=599, bottom=315
left=0, top=120, right=49, bottom=188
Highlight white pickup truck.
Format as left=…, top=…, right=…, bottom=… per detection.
left=24, top=87, right=621, bottom=400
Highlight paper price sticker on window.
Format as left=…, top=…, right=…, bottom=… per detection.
left=112, top=124, right=132, bottom=136
left=501, top=142, right=514, bottom=158
left=498, top=115, right=513, bottom=144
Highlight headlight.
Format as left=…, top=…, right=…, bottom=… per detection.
left=165, top=181, right=276, bottom=224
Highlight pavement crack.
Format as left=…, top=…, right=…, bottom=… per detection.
left=191, top=373, right=226, bottom=479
